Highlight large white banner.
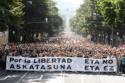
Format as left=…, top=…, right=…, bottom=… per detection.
left=6, top=56, right=117, bottom=72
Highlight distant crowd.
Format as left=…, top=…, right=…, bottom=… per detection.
left=0, top=37, right=125, bottom=59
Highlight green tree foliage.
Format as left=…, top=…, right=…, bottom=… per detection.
left=9, top=0, right=24, bottom=28
left=96, top=0, right=125, bottom=45
left=24, top=0, right=63, bottom=34
left=0, top=0, right=9, bottom=31
left=23, top=0, right=63, bottom=42
left=71, top=0, right=125, bottom=45
left=46, top=0, right=63, bottom=34
left=46, top=0, right=58, bottom=16
left=0, top=0, right=24, bottom=31
left=70, top=0, right=91, bottom=34
left=47, top=15, right=63, bottom=35
left=97, top=0, right=125, bottom=27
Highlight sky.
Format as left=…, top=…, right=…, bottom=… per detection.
left=53, top=0, right=84, bottom=17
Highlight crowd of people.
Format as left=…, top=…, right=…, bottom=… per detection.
left=0, top=37, right=125, bottom=59
left=0, top=37, right=125, bottom=72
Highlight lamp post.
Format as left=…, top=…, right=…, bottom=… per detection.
left=12, top=30, right=15, bottom=42
left=116, top=32, right=119, bottom=46
left=111, top=25, right=114, bottom=46
left=90, top=0, right=98, bottom=43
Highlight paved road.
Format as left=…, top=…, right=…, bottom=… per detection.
left=0, top=71, right=125, bottom=83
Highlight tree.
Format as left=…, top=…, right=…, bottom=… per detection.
left=47, top=15, right=63, bottom=35
left=70, top=0, right=92, bottom=35
left=0, top=0, right=24, bottom=31
left=97, top=0, right=125, bottom=45
left=0, top=0, right=24, bottom=43
left=23, top=0, right=63, bottom=42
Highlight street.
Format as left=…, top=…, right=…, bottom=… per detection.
left=0, top=71, right=125, bottom=83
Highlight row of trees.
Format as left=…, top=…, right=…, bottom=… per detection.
left=0, top=0, right=63, bottom=43
left=71, top=0, right=125, bottom=46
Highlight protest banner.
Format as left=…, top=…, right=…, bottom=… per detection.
left=6, top=56, right=117, bottom=72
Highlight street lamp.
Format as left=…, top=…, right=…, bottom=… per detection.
left=12, top=30, right=15, bottom=35
left=45, top=17, right=48, bottom=23
left=111, top=25, right=114, bottom=46
left=27, top=1, right=32, bottom=4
